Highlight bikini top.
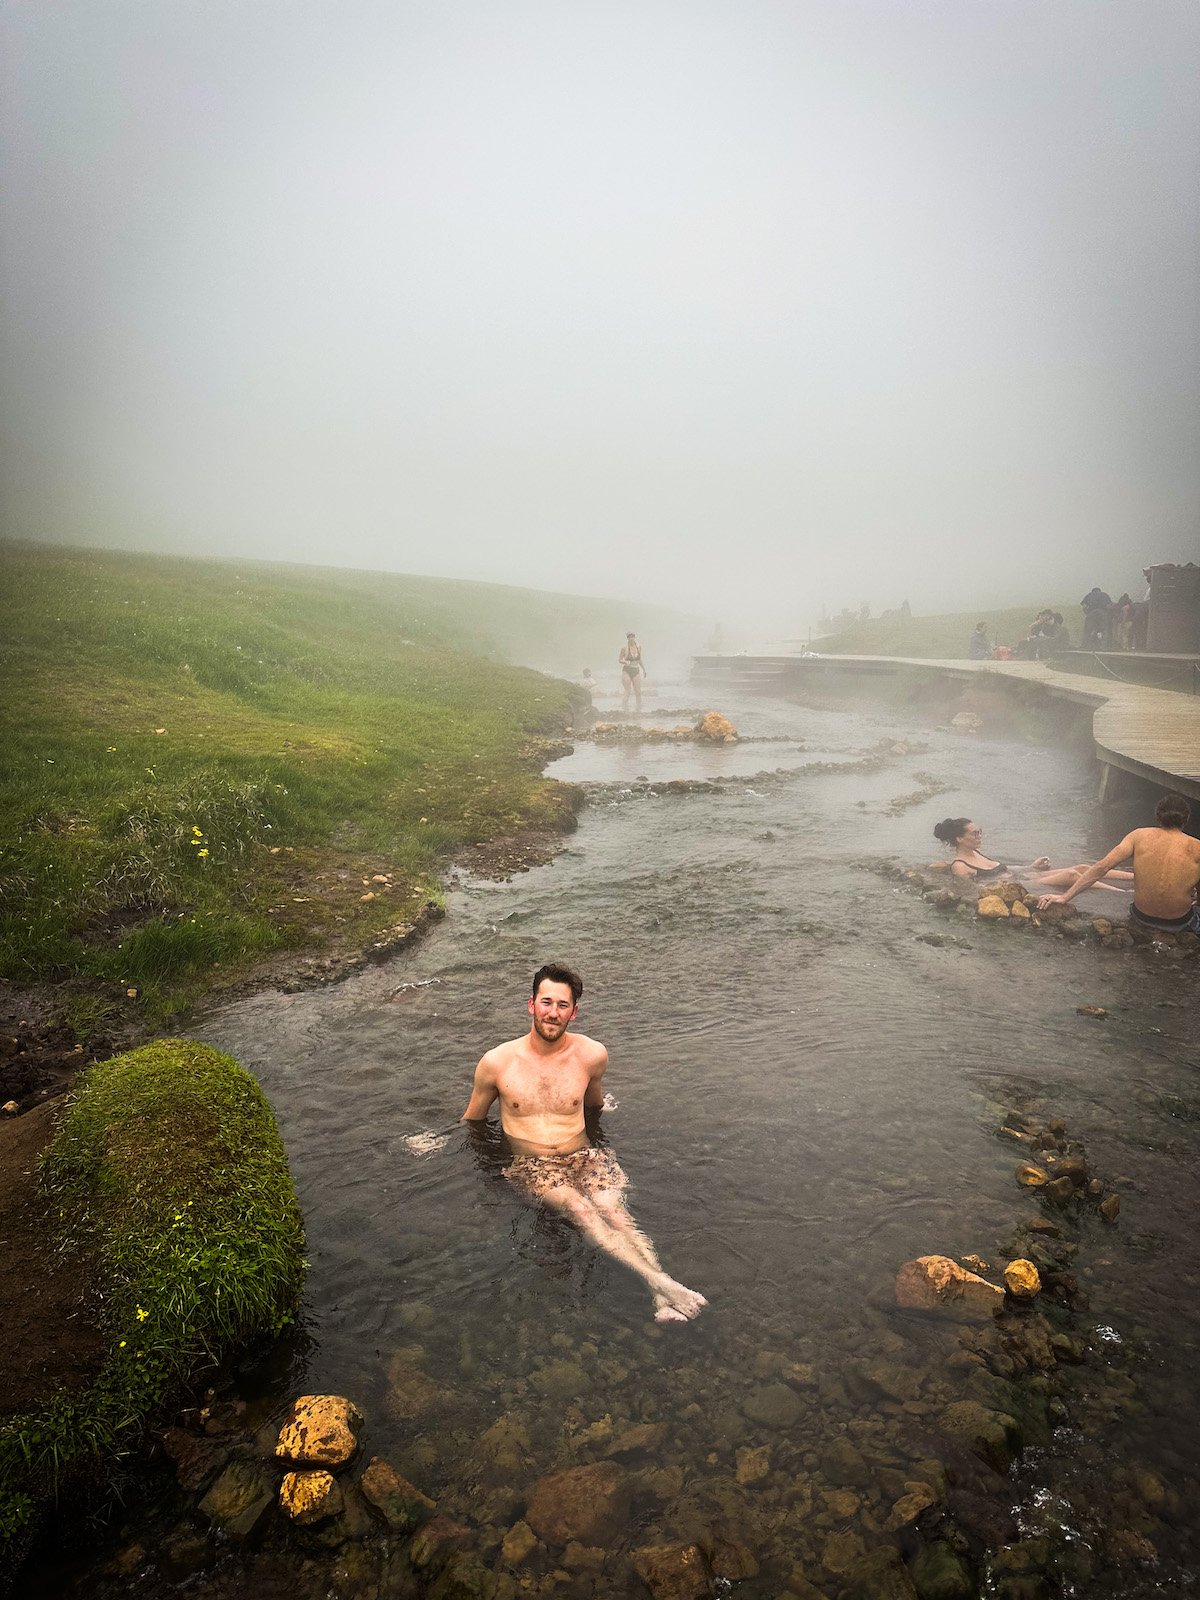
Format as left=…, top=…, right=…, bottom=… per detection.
left=955, top=859, right=1007, bottom=878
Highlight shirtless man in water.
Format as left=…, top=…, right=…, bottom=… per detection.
left=1037, top=793, right=1200, bottom=933
left=462, top=963, right=706, bottom=1323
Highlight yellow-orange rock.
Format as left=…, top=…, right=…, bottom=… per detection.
left=279, top=1469, right=343, bottom=1524
left=1010, top=900, right=1031, bottom=920
left=696, top=711, right=737, bottom=743
left=1004, top=1259, right=1041, bottom=1299
left=275, top=1396, right=363, bottom=1468
left=977, top=895, right=1010, bottom=919
left=894, top=1255, right=1003, bottom=1317
left=1015, top=1163, right=1048, bottom=1187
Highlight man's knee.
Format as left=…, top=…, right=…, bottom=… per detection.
left=546, top=1185, right=595, bottom=1224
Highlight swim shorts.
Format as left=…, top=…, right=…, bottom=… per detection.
left=1130, top=902, right=1200, bottom=934
left=505, top=1145, right=625, bottom=1203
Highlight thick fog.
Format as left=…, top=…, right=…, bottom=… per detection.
left=2, top=1, right=1198, bottom=637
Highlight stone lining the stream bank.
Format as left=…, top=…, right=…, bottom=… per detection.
left=867, top=859, right=1200, bottom=960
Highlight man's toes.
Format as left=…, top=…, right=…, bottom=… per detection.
left=654, top=1304, right=688, bottom=1323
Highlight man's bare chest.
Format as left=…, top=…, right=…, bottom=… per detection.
left=497, top=1058, right=589, bottom=1115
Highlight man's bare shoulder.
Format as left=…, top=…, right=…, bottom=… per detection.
left=568, top=1031, right=608, bottom=1067
left=480, top=1035, right=528, bottom=1068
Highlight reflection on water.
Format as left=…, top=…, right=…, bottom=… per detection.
left=50, top=681, right=1200, bottom=1598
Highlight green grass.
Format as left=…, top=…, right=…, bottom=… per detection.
left=0, top=1039, right=305, bottom=1563
left=817, top=604, right=1079, bottom=659
left=0, top=541, right=691, bottom=1016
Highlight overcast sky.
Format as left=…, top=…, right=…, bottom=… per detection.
left=2, top=1, right=1198, bottom=636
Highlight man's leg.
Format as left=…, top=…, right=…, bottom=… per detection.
left=540, top=1183, right=706, bottom=1323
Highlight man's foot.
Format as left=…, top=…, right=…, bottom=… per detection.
left=652, top=1278, right=707, bottom=1322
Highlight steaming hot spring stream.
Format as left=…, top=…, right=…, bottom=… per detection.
left=86, top=681, right=1199, bottom=1598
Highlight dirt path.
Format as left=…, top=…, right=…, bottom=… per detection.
left=0, top=1100, right=104, bottom=1418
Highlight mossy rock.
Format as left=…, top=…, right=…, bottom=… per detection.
left=0, top=1039, right=305, bottom=1577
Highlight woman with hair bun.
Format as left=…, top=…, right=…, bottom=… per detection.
left=932, top=817, right=1133, bottom=893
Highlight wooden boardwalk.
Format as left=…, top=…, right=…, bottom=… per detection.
left=691, top=653, right=1200, bottom=802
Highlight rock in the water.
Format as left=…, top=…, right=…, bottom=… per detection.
left=359, top=1456, right=436, bottom=1533
left=387, top=1348, right=449, bottom=1420
left=910, top=1540, right=974, bottom=1600
left=409, top=1515, right=471, bottom=1570
left=1010, top=900, right=1031, bottom=921
left=822, top=1529, right=868, bottom=1577
left=159, top=1427, right=229, bottom=1493
left=1003, top=1260, right=1041, bottom=1300
left=735, top=1444, right=771, bottom=1484
left=1015, top=1163, right=1047, bottom=1187
left=279, top=1469, right=343, bottom=1525
left=476, top=1413, right=532, bottom=1475
left=707, top=1535, right=759, bottom=1581
left=197, top=1462, right=274, bottom=1541
left=696, top=711, right=737, bottom=743
left=1044, top=1175, right=1075, bottom=1206
left=563, top=1541, right=606, bottom=1572
left=894, top=1255, right=1003, bottom=1317
left=427, top=1551, right=499, bottom=1600
left=959, top=1254, right=990, bottom=1275
left=500, top=1521, right=539, bottom=1567
left=845, top=1546, right=919, bottom=1598
left=275, top=1395, right=363, bottom=1468
left=606, top=1421, right=669, bottom=1458
left=529, top=1359, right=588, bottom=1400
left=525, top=1461, right=629, bottom=1547
left=1099, top=1193, right=1121, bottom=1222
left=939, top=1401, right=1021, bottom=1471
left=1, top=1101, right=19, bottom=1116
left=857, top=1358, right=921, bottom=1403
left=632, top=1542, right=710, bottom=1600
left=885, top=1483, right=938, bottom=1531
left=1076, top=1004, right=1107, bottom=1017
left=742, top=1381, right=804, bottom=1428
left=976, top=896, right=1010, bottom=919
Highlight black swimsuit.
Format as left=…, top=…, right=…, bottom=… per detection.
left=622, top=649, right=643, bottom=679
left=957, top=859, right=1007, bottom=879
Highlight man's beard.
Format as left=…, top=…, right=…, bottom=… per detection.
left=533, top=1015, right=568, bottom=1043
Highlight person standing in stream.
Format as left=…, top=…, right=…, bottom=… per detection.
left=619, top=631, right=646, bottom=713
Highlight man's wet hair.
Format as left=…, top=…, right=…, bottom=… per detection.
left=933, top=817, right=971, bottom=846
left=532, top=963, right=583, bottom=1004
left=1156, top=794, right=1190, bottom=830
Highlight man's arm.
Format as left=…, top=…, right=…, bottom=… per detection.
left=1037, top=834, right=1138, bottom=909
left=462, top=1054, right=500, bottom=1122
left=583, top=1045, right=609, bottom=1109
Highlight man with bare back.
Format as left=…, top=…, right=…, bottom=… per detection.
left=1037, top=793, right=1200, bottom=933
left=462, top=963, right=706, bottom=1323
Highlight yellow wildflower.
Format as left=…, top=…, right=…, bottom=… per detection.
left=198, top=848, right=209, bottom=857
left=136, top=1306, right=149, bottom=1320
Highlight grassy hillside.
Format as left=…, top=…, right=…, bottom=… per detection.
left=816, top=603, right=1079, bottom=659
left=0, top=542, right=689, bottom=1019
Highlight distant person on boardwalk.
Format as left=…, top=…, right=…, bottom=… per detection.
left=1037, top=794, right=1200, bottom=932
left=462, top=964, right=706, bottom=1323
left=619, top=631, right=646, bottom=713
left=1081, top=587, right=1113, bottom=649
left=933, top=818, right=1133, bottom=893
left=968, top=623, right=991, bottom=660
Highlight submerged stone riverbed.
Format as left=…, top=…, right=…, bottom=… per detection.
left=35, top=680, right=1200, bottom=1599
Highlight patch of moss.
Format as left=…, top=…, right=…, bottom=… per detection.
left=0, top=1039, right=305, bottom=1570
